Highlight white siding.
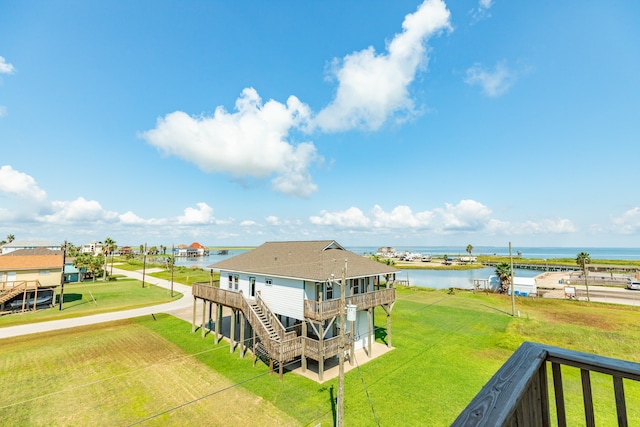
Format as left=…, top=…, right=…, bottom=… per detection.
left=347, top=311, right=372, bottom=351
left=256, top=276, right=304, bottom=320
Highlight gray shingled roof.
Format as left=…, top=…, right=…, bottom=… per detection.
left=208, top=240, right=397, bottom=282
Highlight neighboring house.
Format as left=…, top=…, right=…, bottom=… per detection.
left=1, top=240, right=61, bottom=255
left=118, top=246, right=133, bottom=256
left=81, top=241, right=104, bottom=255
left=193, top=240, right=398, bottom=381
left=175, top=244, right=198, bottom=257
left=63, top=260, right=85, bottom=283
left=0, top=248, right=63, bottom=314
left=190, top=242, right=210, bottom=256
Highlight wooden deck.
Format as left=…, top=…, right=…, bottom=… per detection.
left=452, top=341, right=640, bottom=426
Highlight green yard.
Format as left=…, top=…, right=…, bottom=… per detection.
left=1, top=287, right=639, bottom=426
left=0, top=279, right=181, bottom=328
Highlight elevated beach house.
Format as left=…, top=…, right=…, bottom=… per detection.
left=192, top=240, right=398, bottom=380
left=0, top=248, right=62, bottom=314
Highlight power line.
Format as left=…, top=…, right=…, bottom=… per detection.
left=353, top=352, right=380, bottom=427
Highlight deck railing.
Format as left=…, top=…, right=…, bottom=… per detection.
left=452, top=341, right=640, bottom=426
left=304, top=288, right=396, bottom=321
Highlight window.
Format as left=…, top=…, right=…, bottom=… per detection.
left=265, top=278, right=273, bottom=286
left=39, top=270, right=50, bottom=275
left=234, top=275, right=239, bottom=290
left=352, top=278, right=361, bottom=295
left=228, top=275, right=233, bottom=289
left=326, top=283, right=333, bottom=299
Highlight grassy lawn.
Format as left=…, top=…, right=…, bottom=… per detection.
left=1, top=287, right=639, bottom=425
left=150, top=267, right=217, bottom=287
left=0, top=279, right=182, bottom=328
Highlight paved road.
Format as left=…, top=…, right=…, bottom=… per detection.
left=0, top=267, right=196, bottom=340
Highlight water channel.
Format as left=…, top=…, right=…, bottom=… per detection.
left=175, top=252, right=540, bottom=290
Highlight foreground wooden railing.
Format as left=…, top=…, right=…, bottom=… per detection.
left=304, top=288, right=396, bottom=321
left=452, top=341, right=640, bottom=426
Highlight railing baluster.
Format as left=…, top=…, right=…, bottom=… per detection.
left=538, top=360, right=551, bottom=427
left=613, top=376, right=628, bottom=427
left=581, top=369, right=595, bottom=427
left=551, top=362, right=567, bottom=427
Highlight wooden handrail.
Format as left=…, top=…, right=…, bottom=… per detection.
left=452, top=342, right=640, bottom=426
left=304, top=288, right=396, bottom=321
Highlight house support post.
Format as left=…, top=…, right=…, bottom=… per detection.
left=252, top=328, right=257, bottom=366
left=201, top=299, right=206, bottom=338
left=230, top=308, right=236, bottom=353
left=381, top=303, right=394, bottom=348
left=349, top=320, right=354, bottom=366
left=21, top=286, right=27, bottom=313
left=34, top=284, right=38, bottom=312
left=301, top=321, right=307, bottom=372
left=318, top=322, right=324, bottom=382
left=240, top=312, right=246, bottom=358
left=208, top=301, right=212, bottom=330
left=367, top=308, right=373, bottom=358
left=215, top=304, right=221, bottom=344
left=191, top=296, right=197, bottom=333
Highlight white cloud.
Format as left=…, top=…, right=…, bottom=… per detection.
left=611, top=207, right=640, bottom=234
left=119, top=211, right=147, bottom=225
left=265, top=215, right=280, bottom=226
left=240, top=220, right=258, bottom=227
left=314, top=0, right=452, bottom=132
left=141, top=88, right=318, bottom=198
left=485, top=217, right=576, bottom=235
left=0, top=165, right=47, bottom=202
left=470, top=0, right=493, bottom=22
left=464, top=60, right=516, bottom=97
left=37, top=197, right=119, bottom=224
left=176, top=202, right=215, bottom=225
left=371, top=205, right=432, bottom=228
left=434, top=199, right=492, bottom=231
left=310, top=207, right=371, bottom=228
left=0, top=56, right=15, bottom=74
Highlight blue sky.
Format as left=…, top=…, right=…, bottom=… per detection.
left=1, top=0, right=639, bottom=248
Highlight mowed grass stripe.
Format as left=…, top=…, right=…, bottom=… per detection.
left=0, top=319, right=300, bottom=426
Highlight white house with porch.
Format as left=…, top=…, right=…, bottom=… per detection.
left=193, top=240, right=398, bottom=381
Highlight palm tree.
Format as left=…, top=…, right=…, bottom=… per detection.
left=73, top=253, right=93, bottom=282
left=7, top=234, right=15, bottom=243
left=103, top=237, right=117, bottom=277
left=466, top=244, right=473, bottom=256
left=576, top=251, right=591, bottom=302
left=495, top=262, right=512, bottom=293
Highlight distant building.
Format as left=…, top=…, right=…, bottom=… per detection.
left=174, top=244, right=197, bottom=257
left=1, top=240, right=61, bottom=255
left=81, top=241, right=104, bottom=255
left=190, top=242, right=210, bottom=256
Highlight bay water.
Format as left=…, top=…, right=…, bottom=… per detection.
left=175, top=246, right=639, bottom=291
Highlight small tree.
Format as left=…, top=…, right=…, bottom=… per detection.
left=576, top=251, right=591, bottom=302
left=466, top=244, right=473, bottom=256
left=495, top=262, right=512, bottom=293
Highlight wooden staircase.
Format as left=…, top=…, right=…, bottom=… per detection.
left=251, top=303, right=280, bottom=341
left=0, top=282, right=27, bottom=305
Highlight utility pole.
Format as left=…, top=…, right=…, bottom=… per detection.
left=337, top=259, right=347, bottom=427
left=59, top=240, right=67, bottom=311
left=142, top=243, right=147, bottom=288
left=170, top=244, right=175, bottom=297
left=510, top=242, right=515, bottom=317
